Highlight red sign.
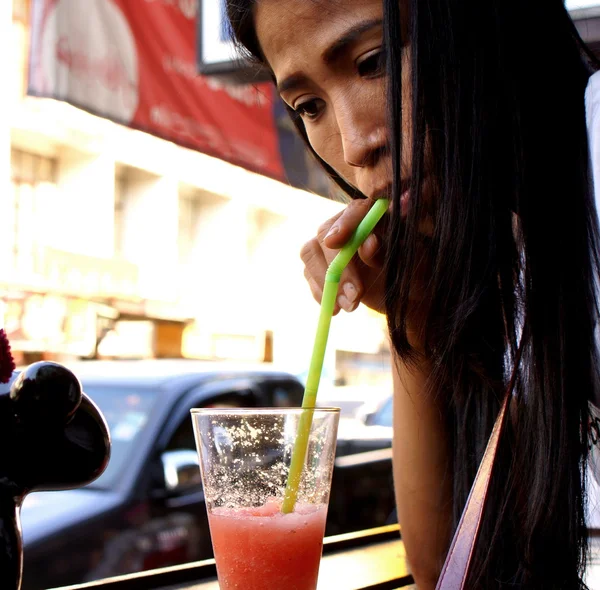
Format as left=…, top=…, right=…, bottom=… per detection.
left=27, top=0, right=285, bottom=181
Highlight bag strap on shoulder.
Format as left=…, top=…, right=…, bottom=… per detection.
left=436, top=343, right=523, bottom=589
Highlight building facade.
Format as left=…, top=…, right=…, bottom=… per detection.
left=3, top=0, right=392, bottom=387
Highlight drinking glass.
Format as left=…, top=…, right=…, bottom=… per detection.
left=191, top=407, right=340, bottom=590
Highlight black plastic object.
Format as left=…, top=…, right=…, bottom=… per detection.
left=0, top=362, right=111, bottom=590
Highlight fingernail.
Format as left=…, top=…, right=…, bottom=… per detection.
left=364, top=233, right=378, bottom=251
left=338, top=294, right=351, bottom=312
left=343, top=282, right=357, bottom=303
left=338, top=295, right=358, bottom=313
left=325, top=225, right=340, bottom=239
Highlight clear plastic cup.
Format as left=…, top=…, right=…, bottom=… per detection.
left=191, top=407, right=340, bottom=590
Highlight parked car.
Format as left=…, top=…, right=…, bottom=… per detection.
left=20, top=359, right=304, bottom=589
left=19, top=361, right=394, bottom=590
left=312, top=379, right=390, bottom=419
left=327, top=394, right=395, bottom=535
left=335, top=393, right=393, bottom=456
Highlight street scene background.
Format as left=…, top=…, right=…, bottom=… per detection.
left=5, top=0, right=394, bottom=393
left=4, top=1, right=600, bottom=589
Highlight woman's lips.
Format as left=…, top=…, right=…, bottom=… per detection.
left=364, top=178, right=423, bottom=220
left=364, top=186, right=409, bottom=218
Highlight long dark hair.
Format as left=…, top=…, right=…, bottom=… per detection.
left=227, top=1, right=600, bottom=587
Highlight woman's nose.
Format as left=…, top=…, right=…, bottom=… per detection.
left=338, top=109, right=386, bottom=168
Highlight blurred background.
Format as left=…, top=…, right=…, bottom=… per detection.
left=5, top=0, right=396, bottom=395
left=5, top=1, right=397, bottom=587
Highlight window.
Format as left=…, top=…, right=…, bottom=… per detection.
left=12, top=0, right=29, bottom=22
left=82, top=384, right=160, bottom=489
left=12, top=0, right=31, bottom=100
left=166, top=414, right=196, bottom=452
left=114, top=172, right=127, bottom=257
left=10, top=149, right=57, bottom=273
left=373, top=397, right=393, bottom=428
left=262, top=379, right=304, bottom=407
left=165, top=390, right=253, bottom=453
left=178, top=192, right=199, bottom=265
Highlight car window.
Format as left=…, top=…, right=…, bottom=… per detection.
left=82, top=384, right=160, bottom=489
left=166, top=414, right=196, bottom=452
left=373, top=398, right=393, bottom=427
left=165, top=387, right=255, bottom=452
left=163, top=379, right=304, bottom=455
left=262, top=379, right=304, bottom=407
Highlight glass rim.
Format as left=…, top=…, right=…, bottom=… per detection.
left=189, top=406, right=341, bottom=416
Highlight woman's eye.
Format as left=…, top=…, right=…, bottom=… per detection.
left=357, top=50, right=386, bottom=78
left=294, top=98, right=325, bottom=120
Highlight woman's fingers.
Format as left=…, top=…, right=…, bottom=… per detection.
left=301, top=236, right=363, bottom=313
left=321, top=198, right=374, bottom=248
left=358, top=232, right=385, bottom=268
left=302, top=198, right=389, bottom=315
left=333, top=265, right=362, bottom=312
left=301, top=238, right=330, bottom=291
left=324, top=199, right=388, bottom=269
left=305, top=273, right=342, bottom=316
left=301, top=195, right=436, bottom=318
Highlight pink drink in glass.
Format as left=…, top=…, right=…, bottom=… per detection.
left=191, top=408, right=339, bottom=590
left=209, top=500, right=327, bottom=590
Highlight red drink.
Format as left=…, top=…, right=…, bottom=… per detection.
left=208, top=499, right=327, bottom=590
left=191, top=409, right=339, bottom=589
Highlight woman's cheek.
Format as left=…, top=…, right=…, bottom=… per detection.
left=310, top=126, right=352, bottom=181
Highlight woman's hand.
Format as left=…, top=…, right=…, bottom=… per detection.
left=300, top=198, right=387, bottom=315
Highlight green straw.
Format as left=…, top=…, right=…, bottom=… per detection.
left=282, top=198, right=389, bottom=514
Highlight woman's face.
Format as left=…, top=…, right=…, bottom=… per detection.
left=255, top=0, right=410, bottom=201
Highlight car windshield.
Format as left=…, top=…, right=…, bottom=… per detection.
left=82, top=384, right=160, bottom=489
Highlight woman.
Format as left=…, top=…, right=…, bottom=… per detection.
left=226, top=0, right=600, bottom=588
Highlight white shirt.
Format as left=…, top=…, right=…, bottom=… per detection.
left=587, top=70, right=600, bottom=208
left=585, top=69, right=600, bottom=528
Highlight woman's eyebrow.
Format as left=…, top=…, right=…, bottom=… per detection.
left=322, top=18, right=383, bottom=65
left=276, top=17, right=384, bottom=96
left=277, top=73, right=309, bottom=95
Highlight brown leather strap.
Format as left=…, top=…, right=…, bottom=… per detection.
left=436, top=345, right=522, bottom=589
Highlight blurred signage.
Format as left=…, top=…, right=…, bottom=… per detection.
left=27, top=0, right=285, bottom=181
left=567, top=0, right=600, bottom=14
left=197, top=0, right=237, bottom=75
left=36, top=247, right=139, bottom=300
left=196, top=0, right=269, bottom=82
